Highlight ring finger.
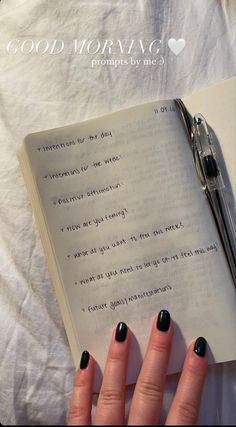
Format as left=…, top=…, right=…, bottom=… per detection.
left=128, top=309, right=173, bottom=425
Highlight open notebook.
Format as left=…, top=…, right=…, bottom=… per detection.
left=18, top=77, right=236, bottom=390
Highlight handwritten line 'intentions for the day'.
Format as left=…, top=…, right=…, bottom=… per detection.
left=37, top=130, right=113, bottom=152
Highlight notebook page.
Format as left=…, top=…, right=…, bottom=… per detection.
left=23, top=99, right=236, bottom=387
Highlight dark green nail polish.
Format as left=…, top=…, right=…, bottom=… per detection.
left=80, top=350, right=90, bottom=369
left=157, top=309, right=170, bottom=332
left=115, top=322, right=127, bottom=342
left=194, top=337, right=207, bottom=357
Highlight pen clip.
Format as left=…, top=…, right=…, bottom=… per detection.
left=191, top=114, right=224, bottom=191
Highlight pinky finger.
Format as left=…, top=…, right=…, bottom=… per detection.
left=68, top=351, right=94, bottom=425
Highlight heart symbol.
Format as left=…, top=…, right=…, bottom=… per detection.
left=168, top=38, right=186, bottom=56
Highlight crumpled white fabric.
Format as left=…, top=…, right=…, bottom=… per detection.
left=0, top=0, right=236, bottom=424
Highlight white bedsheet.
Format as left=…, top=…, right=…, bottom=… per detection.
left=0, top=0, right=236, bottom=424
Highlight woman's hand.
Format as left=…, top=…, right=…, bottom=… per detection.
left=68, top=310, right=207, bottom=425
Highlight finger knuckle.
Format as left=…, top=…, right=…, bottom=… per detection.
left=138, top=378, right=163, bottom=404
left=99, top=387, right=123, bottom=406
left=187, top=359, right=206, bottom=382
left=68, top=404, right=87, bottom=423
left=150, top=339, right=168, bottom=354
left=177, top=399, right=198, bottom=424
left=109, top=351, right=124, bottom=364
left=74, top=375, right=87, bottom=389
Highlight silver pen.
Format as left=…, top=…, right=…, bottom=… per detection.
left=191, top=113, right=236, bottom=286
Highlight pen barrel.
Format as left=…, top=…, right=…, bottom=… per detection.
left=208, top=188, right=236, bottom=285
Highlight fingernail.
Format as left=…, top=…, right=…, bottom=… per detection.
left=115, top=322, right=127, bottom=342
left=157, top=309, right=170, bottom=332
left=194, top=337, right=207, bottom=357
left=80, top=350, right=90, bottom=369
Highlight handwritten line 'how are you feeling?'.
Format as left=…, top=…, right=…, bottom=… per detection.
left=60, top=207, right=128, bottom=232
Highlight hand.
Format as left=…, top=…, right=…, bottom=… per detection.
left=67, top=310, right=207, bottom=425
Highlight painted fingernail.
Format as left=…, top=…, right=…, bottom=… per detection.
left=80, top=350, right=90, bottom=369
left=115, top=322, right=127, bottom=342
left=194, top=337, right=207, bottom=357
left=157, top=309, right=170, bottom=332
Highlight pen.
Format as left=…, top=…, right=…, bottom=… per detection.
left=191, top=113, right=236, bottom=286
